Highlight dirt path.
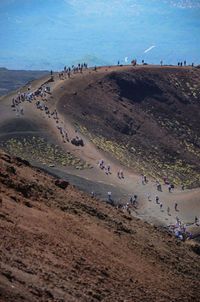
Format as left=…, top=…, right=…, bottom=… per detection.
left=0, top=66, right=199, bottom=233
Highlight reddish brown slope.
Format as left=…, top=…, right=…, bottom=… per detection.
left=0, top=149, right=200, bottom=302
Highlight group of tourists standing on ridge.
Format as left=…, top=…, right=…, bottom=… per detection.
left=58, top=62, right=88, bottom=80
left=117, top=58, right=195, bottom=67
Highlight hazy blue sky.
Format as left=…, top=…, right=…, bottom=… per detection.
left=0, top=0, right=200, bottom=70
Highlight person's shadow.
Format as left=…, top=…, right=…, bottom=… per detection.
left=108, top=199, right=114, bottom=206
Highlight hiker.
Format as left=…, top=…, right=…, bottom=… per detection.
left=130, top=196, right=133, bottom=204
left=12, top=98, right=15, bottom=107
left=157, top=183, right=162, bottom=191
left=132, top=199, right=136, bottom=205
left=160, top=202, right=163, bottom=210
left=107, top=164, right=111, bottom=173
left=104, top=166, right=108, bottom=175
left=99, top=160, right=103, bottom=169
left=163, top=176, right=167, bottom=183
left=155, top=195, right=159, bottom=204
left=181, top=183, right=184, bottom=190
left=175, top=203, right=178, bottom=211
left=117, top=170, right=120, bottom=178
left=20, top=106, right=24, bottom=114
left=147, top=193, right=151, bottom=201
left=58, top=126, right=63, bottom=135
left=168, top=185, right=171, bottom=193
left=108, top=192, right=111, bottom=201
left=160, top=60, right=163, bottom=66
left=43, top=92, right=46, bottom=100
left=54, top=109, right=58, bottom=119
left=134, top=194, right=137, bottom=200
left=75, top=130, right=79, bottom=139
left=127, top=204, right=131, bottom=215
left=120, top=169, right=124, bottom=178
left=142, top=176, right=145, bottom=185
left=176, top=216, right=180, bottom=225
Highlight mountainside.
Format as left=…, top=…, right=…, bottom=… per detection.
left=58, top=66, right=200, bottom=187
left=0, top=149, right=200, bottom=302
left=0, top=65, right=200, bottom=227
left=0, top=67, right=49, bottom=97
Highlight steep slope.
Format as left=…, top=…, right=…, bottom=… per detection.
left=58, top=66, right=200, bottom=187
left=0, top=149, right=200, bottom=302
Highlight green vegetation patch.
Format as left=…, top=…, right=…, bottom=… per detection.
left=0, top=136, right=92, bottom=170
left=78, top=125, right=200, bottom=188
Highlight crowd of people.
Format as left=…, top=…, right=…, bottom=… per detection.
left=98, top=160, right=112, bottom=175
left=119, top=58, right=195, bottom=67
left=11, top=64, right=88, bottom=145
left=95, top=159, right=199, bottom=241
left=59, top=63, right=88, bottom=80
left=168, top=217, right=188, bottom=241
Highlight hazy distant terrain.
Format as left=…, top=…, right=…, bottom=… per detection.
left=0, top=67, right=49, bottom=96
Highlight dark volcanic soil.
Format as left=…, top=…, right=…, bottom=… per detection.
left=58, top=66, right=200, bottom=187
left=0, top=149, right=200, bottom=302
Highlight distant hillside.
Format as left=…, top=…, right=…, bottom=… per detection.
left=0, top=67, right=49, bottom=96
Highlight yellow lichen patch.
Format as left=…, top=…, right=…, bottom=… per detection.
left=77, top=125, right=200, bottom=187
left=0, top=137, right=92, bottom=170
